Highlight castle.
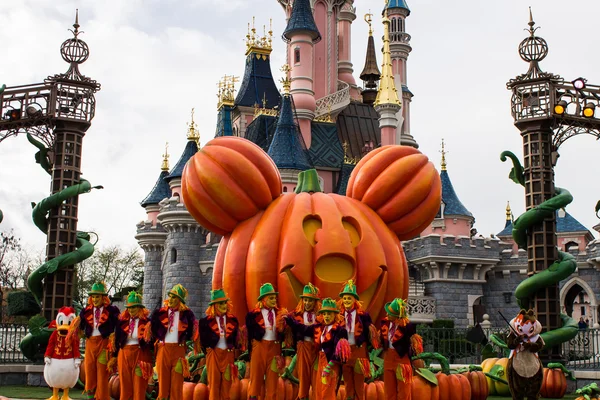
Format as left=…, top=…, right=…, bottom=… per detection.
left=135, top=0, right=600, bottom=328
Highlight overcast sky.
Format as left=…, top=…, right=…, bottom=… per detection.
left=0, top=0, right=599, bottom=255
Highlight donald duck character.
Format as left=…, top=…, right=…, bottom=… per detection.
left=44, top=306, right=81, bottom=400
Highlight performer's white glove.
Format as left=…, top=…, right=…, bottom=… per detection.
left=74, top=359, right=81, bottom=369
left=44, top=357, right=51, bottom=365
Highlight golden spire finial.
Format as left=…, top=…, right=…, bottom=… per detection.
left=245, top=17, right=273, bottom=56
left=217, top=75, right=238, bottom=109
left=280, top=64, right=291, bottom=94
left=161, top=142, right=170, bottom=171
left=186, top=108, right=200, bottom=143
left=374, top=4, right=401, bottom=107
left=365, top=11, right=373, bottom=36
left=506, top=201, right=513, bottom=221
left=342, top=142, right=359, bottom=165
left=440, top=139, right=447, bottom=171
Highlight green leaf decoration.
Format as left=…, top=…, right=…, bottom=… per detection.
left=416, top=368, right=438, bottom=386
left=29, top=314, right=47, bottom=335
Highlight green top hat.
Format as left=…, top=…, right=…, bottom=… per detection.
left=168, top=284, right=188, bottom=304
left=89, top=282, right=108, bottom=296
left=257, top=283, right=278, bottom=301
left=300, top=283, right=320, bottom=300
left=339, top=279, right=359, bottom=300
left=318, top=298, right=339, bottom=314
left=385, top=298, right=409, bottom=319
left=209, top=288, right=230, bottom=305
left=126, top=291, right=144, bottom=308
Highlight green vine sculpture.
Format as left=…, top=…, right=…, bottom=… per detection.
left=18, top=134, right=102, bottom=361
left=492, top=151, right=578, bottom=350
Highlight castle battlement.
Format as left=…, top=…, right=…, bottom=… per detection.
left=403, top=234, right=502, bottom=261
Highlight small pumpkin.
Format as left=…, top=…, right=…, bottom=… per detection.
left=182, top=381, right=196, bottom=400
left=575, top=382, right=600, bottom=400
left=411, top=369, right=440, bottom=400
left=109, top=373, right=120, bottom=400
left=461, top=365, right=488, bottom=400
left=481, top=357, right=510, bottom=396
left=192, top=382, right=208, bottom=400
left=346, top=145, right=442, bottom=240
left=414, top=352, right=470, bottom=400
left=540, top=363, right=573, bottom=398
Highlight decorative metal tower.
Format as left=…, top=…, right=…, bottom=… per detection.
left=0, top=11, right=101, bottom=321
left=507, top=9, right=600, bottom=360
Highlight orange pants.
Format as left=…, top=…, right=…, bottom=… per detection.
left=206, top=348, right=235, bottom=400
left=248, top=340, right=281, bottom=400
left=341, top=345, right=366, bottom=400
left=314, top=353, right=340, bottom=400
left=84, top=336, right=110, bottom=400
left=118, top=345, right=152, bottom=400
left=297, top=341, right=317, bottom=400
left=156, top=343, right=186, bottom=400
left=383, top=349, right=412, bottom=400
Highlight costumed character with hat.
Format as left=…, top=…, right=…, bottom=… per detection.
left=198, top=288, right=240, bottom=400
left=380, top=298, right=423, bottom=400
left=245, top=283, right=289, bottom=400
left=286, top=283, right=321, bottom=400
left=71, top=282, right=120, bottom=400
left=506, top=309, right=544, bottom=400
left=311, top=298, right=350, bottom=400
left=111, top=291, right=154, bottom=400
left=44, top=306, right=81, bottom=400
left=151, top=284, right=197, bottom=400
left=338, top=280, right=376, bottom=400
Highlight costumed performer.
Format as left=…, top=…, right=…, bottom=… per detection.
left=72, top=281, right=120, bottom=400
left=151, top=284, right=197, bottom=400
left=198, top=288, right=240, bottom=400
left=44, top=306, right=81, bottom=400
left=245, top=283, right=289, bottom=400
left=380, top=298, right=423, bottom=400
left=338, top=280, right=376, bottom=400
left=111, top=291, right=154, bottom=400
left=506, top=309, right=544, bottom=400
left=287, top=283, right=321, bottom=400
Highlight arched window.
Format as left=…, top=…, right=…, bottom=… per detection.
left=294, top=47, right=301, bottom=64
left=565, top=241, right=578, bottom=252
left=391, top=18, right=396, bottom=33
left=398, top=18, right=404, bottom=32
left=171, top=248, right=177, bottom=264
left=283, top=186, right=288, bottom=192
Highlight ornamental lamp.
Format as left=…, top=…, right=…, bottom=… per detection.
left=572, top=77, right=586, bottom=90
left=554, top=100, right=567, bottom=115
left=583, top=103, right=596, bottom=118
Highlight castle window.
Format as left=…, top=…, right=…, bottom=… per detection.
left=294, top=47, right=301, bottom=64
left=565, top=241, right=578, bottom=252
left=283, top=186, right=288, bottom=192
left=398, top=18, right=404, bottom=32
left=171, top=248, right=177, bottom=264
left=391, top=18, right=396, bottom=33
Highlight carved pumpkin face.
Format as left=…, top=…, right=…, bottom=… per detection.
left=213, top=191, right=408, bottom=320
left=182, top=137, right=441, bottom=321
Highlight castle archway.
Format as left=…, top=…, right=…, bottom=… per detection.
left=560, top=277, right=598, bottom=327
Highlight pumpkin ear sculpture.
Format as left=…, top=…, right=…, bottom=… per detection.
left=182, top=136, right=282, bottom=235
left=346, top=145, right=441, bottom=240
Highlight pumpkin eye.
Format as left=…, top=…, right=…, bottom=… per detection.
left=342, top=217, right=361, bottom=247
left=303, top=216, right=322, bottom=246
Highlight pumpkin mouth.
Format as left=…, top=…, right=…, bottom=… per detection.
left=314, top=255, right=354, bottom=282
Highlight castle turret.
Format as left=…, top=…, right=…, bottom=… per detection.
left=385, top=0, right=417, bottom=147
left=283, top=0, right=321, bottom=148
left=337, top=1, right=360, bottom=99
left=136, top=146, right=171, bottom=309
left=267, top=67, right=313, bottom=191
left=165, top=109, right=200, bottom=197
left=216, top=75, right=235, bottom=137
left=422, top=140, right=474, bottom=236
left=233, top=18, right=281, bottom=137
left=374, top=8, right=401, bottom=146
left=359, top=13, right=381, bottom=105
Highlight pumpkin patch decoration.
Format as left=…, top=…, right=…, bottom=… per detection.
left=182, top=137, right=441, bottom=320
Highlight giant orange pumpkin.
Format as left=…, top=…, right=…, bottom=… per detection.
left=182, top=137, right=441, bottom=320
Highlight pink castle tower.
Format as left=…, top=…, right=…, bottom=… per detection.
left=385, top=0, right=417, bottom=147
left=374, top=6, right=401, bottom=146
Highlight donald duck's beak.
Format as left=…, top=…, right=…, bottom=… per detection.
left=57, top=323, right=70, bottom=336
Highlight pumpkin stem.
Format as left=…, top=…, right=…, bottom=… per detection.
left=295, top=169, right=322, bottom=194
left=412, top=352, right=450, bottom=375
left=468, top=364, right=483, bottom=372
left=547, top=362, right=576, bottom=381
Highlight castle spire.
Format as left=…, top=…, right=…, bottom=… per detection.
left=282, top=0, right=321, bottom=43
left=440, top=138, right=447, bottom=171
left=360, top=12, right=381, bottom=105
left=374, top=8, right=401, bottom=107
left=161, top=142, right=170, bottom=171
left=505, top=201, right=513, bottom=227
left=186, top=108, right=200, bottom=143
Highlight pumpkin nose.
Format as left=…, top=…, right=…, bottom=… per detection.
left=313, top=223, right=356, bottom=282
left=314, top=255, right=354, bottom=282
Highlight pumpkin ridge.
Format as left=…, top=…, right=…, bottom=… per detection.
left=202, top=145, right=273, bottom=208
left=194, top=151, right=261, bottom=220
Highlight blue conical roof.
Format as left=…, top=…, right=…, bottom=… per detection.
left=215, top=105, right=233, bottom=137
left=282, top=0, right=321, bottom=43
left=141, top=170, right=172, bottom=207
left=385, top=0, right=410, bottom=15
left=235, top=52, right=281, bottom=109
left=440, top=170, right=473, bottom=218
left=498, top=211, right=591, bottom=237
left=166, top=140, right=198, bottom=181
left=267, top=94, right=313, bottom=171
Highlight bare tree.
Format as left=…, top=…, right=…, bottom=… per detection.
left=75, top=245, right=144, bottom=305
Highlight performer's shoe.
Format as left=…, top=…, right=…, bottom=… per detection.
left=60, top=387, right=72, bottom=400
left=46, top=388, right=60, bottom=400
